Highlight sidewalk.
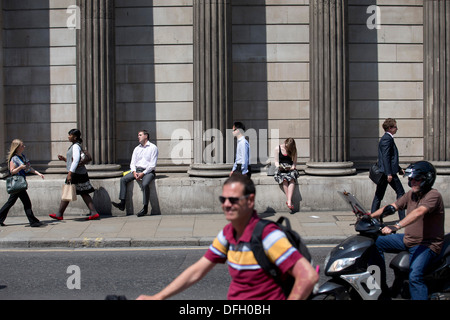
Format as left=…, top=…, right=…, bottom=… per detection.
left=0, top=211, right=449, bottom=249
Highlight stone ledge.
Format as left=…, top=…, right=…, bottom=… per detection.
left=1, top=172, right=450, bottom=216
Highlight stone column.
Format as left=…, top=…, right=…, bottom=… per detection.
left=424, top=0, right=450, bottom=174
left=76, top=0, right=121, bottom=177
left=188, top=0, right=233, bottom=177
left=306, top=0, right=355, bottom=176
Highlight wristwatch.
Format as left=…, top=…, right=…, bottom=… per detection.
left=395, top=222, right=402, bottom=230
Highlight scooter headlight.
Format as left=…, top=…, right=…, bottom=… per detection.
left=327, top=257, right=357, bottom=273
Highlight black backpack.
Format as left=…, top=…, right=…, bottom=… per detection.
left=250, top=216, right=312, bottom=297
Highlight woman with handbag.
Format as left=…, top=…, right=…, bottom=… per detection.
left=0, top=139, right=44, bottom=227
left=273, top=138, right=299, bottom=212
left=49, top=129, right=99, bottom=221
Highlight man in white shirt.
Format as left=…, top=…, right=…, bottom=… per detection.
left=112, top=130, right=158, bottom=216
left=230, top=122, right=251, bottom=178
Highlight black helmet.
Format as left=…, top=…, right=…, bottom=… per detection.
left=404, top=161, right=436, bottom=192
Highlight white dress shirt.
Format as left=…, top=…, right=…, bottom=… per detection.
left=232, top=136, right=250, bottom=174
left=130, top=141, right=158, bottom=174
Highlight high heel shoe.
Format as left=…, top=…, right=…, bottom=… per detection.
left=49, top=213, right=63, bottom=221
left=87, top=213, right=100, bottom=220
left=286, top=202, right=294, bottom=210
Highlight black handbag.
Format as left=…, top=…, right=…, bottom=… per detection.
left=369, top=163, right=384, bottom=185
left=6, top=175, right=28, bottom=194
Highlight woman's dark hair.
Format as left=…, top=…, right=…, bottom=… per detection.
left=69, top=129, right=83, bottom=143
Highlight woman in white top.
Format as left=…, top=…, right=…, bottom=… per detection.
left=49, top=129, right=99, bottom=221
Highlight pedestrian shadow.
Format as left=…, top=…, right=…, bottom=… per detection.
left=93, top=186, right=112, bottom=216
left=277, top=183, right=302, bottom=214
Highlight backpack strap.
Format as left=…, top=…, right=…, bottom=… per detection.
left=251, top=219, right=281, bottom=279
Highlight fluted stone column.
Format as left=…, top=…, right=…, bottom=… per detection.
left=424, top=0, right=450, bottom=174
left=188, top=0, right=233, bottom=177
left=306, top=0, right=355, bottom=176
left=76, top=0, right=120, bottom=177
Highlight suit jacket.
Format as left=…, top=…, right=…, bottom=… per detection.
left=377, top=132, right=401, bottom=176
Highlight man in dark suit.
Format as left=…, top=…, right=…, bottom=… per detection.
left=371, top=118, right=405, bottom=219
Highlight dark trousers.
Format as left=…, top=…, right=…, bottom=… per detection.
left=371, top=174, right=405, bottom=219
left=119, top=170, right=155, bottom=206
left=0, top=190, right=40, bottom=224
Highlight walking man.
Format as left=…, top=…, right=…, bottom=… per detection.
left=230, top=121, right=251, bottom=177
left=371, top=118, right=405, bottom=219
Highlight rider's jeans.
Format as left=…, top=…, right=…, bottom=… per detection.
left=375, top=234, right=437, bottom=300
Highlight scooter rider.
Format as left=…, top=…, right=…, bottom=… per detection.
left=368, top=161, right=445, bottom=300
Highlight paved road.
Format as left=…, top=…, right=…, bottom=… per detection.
left=0, top=245, right=337, bottom=300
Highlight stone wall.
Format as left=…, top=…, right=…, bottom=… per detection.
left=0, top=0, right=428, bottom=170
left=115, top=0, right=194, bottom=166
left=2, top=0, right=77, bottom=162
left=232, top=0, right=310, bottom=164
left=348, top=0, right=424, bottom=166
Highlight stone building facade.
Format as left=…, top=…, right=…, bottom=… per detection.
left=0, top=0, right=449, bottom=177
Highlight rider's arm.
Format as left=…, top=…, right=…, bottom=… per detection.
left=136, top=256, right=216, bottom=300
left=395, top=205, right=428, bottom=230
left=287, top=257, right=319, bottom=300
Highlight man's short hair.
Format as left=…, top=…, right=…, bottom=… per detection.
left=140, top=130, right=150, bottom=140
left=382, top=118, right=397, bottom=131
left=223, top=173, right=255, bottom=196
left=233, top=121, right=246, bottom=132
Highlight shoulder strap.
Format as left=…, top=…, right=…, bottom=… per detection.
left=251, top=219, right=280, bottom=278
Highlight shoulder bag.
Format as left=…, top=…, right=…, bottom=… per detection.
left=369, top=162, right=384, bottom=185
left=6, top=155, right=28, bottom=194
left=6, top=174, right=28, bottom=194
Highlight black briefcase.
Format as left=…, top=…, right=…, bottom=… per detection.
left=369, top=163, right=384, bottom=185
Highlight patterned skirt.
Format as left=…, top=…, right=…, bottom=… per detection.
left=66, top=173, right=95, bottom=195
left=274, top=166, right=299, bottom=184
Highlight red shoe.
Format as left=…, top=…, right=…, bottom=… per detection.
left=49, top=214, right=63, bottom=221
left=87, top=213, right=100, bottom=220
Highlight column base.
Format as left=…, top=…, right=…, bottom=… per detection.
left=32, top=161, right=123, bottom=178
left=188, top=163, right=233, bottom=177
left=305, top=161, right=356, bottom=176
left=430, top=161, right=450, bottom=175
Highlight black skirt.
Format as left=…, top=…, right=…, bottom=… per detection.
left=66, top=172, right=95, bottom=195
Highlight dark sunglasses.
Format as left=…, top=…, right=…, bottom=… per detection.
left=219, top=194, right=250, bottom=204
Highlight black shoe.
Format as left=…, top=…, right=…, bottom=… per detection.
left=0, top=222, right=5, bottom=227
left=112, top=201, right=125, bottom=211
left=30, top=221, right=44, bottom=228
left=136, top=208, right=148, bottom=217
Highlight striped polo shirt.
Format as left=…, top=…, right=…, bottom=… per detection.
left=204, top=211, right=302, bottom=300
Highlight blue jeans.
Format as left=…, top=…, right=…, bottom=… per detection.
left=375, top=234, right=437, bottom=300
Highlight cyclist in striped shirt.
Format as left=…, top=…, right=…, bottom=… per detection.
left=137, top=174, right=318, bottom=300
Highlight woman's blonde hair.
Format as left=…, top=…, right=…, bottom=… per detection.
left=6, top=139, right=23, bottom=164
left=284, top=138, right=297, bottom=162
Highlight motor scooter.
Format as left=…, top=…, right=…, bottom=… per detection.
left=312, top=191, right=450, bottom=300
